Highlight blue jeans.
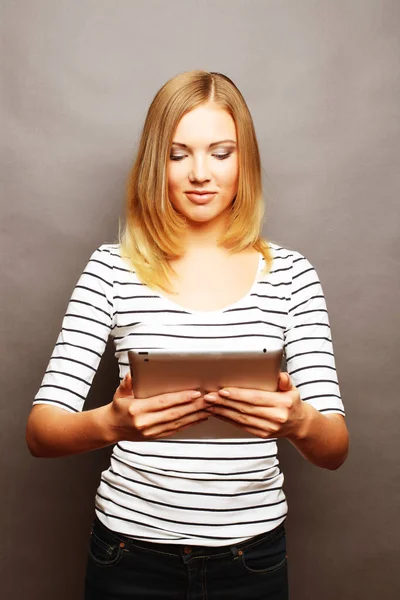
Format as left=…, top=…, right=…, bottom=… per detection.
left=84, top=516, right=289, bottom=599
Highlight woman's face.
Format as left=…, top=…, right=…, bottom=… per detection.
left=167, top=103, right=239, bottom=226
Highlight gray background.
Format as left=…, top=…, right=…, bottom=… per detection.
left=1, top=0, right=399, bottom=598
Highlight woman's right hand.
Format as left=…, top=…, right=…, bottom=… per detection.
left=106, top=372, right=208, bottom=441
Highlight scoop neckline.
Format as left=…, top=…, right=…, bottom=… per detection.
left=154, top=253, right=265, bottom=317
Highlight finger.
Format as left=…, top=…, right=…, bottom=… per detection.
left=210, top=413, right=275, bottom=440
left=118, top=372, right=134, bottom=396
left=141, top=411, right=210, bottom=439
left=205, top=389, right=278, bottom=407
left=141, top=390, right=202, bottom=413
left=278, top=372, right=293, bottom=392
left=204, top=395, right=272, bottom=419
left=132, top=399, right=207, bottom=430
left=206, top=404, right=280, bottom=436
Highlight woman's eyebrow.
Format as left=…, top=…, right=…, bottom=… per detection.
left=171, top=139, right=237, bottom=148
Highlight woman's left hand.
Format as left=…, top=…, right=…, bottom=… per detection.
left=203, top=372, right=306, bottom=440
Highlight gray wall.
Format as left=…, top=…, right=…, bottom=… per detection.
left=2, top=1, right=399, bottom=598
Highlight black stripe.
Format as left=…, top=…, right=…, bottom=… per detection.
left=291, top=281, right=320, bottom=295
left=62, top=327, right=108, bottom=344
left=115, top=332, right=283, bottom=342
left=97, top=488, right=286, bottom=527
left=111, top=322, right=140, bottom=330
left=100, top=471, right=281, bottom=497
left=39, top=384, right=86, bottom=401
left=303, top=394, right=341, bottom=402
left=285, top=350, right=334, bottom=362
left=258, top=281, right=291, bottom=287
left=45, top=369, right=91, bottom=386
left=94, top=505, right=183, bottom=536
left=114, top=294, right=160, bottom=299
left=157, top=320, right=286, bottom=331
left=115, top=307, right=189, bottom=315
left=102, top=475, right=285, bottom=513
left=94, top=506, right=287, bottom=541
left=272, top=253, right=294, bottom=261
left=296, top=379, right=338, bottom=389
left=55, top=341, right=102, bottom=358
left=98, top=247, right=120, bottom=257
left=69, top=299, right=111, bottom=318
left=114, top=453, right=278, bottom=476
left=320, top=408, right=345, bottom=415
left=226, top=304, right=288, bottom=314
left=33, top=399, right=79, bottom=412
left=289, top=295, right=325, bottom=313
left=292, top=322, right=329, bottom=330
left=289, top=364, right=336, bottom=375
left=113, top=265, right=132, bottom=273
left=65, top=313, right=110, bottom=328
left=269, top=266, right=292, bottom=274
left=114, top=281, right=145, bottom=287
left=284, top=336, right=331, bottom=348
left=292, top=267, right=314, bottom=280
left=74, top=285, right=113, bottom=307
left=112, top=454, right=279, bottom=479
left=247, top=297, right=287, bottom=311
left=115, top=281, right=152, bottom=287
left=294, top=308, right=328, bottom=317
left=82, top=271, right=113, bottom=287
left=293, top=256, right=306, bottom=264
left=89, top=258, right=113, bottom=270
left=116, top=444, right=277, bottom=462
left=50, top=356, right=96, bottom=372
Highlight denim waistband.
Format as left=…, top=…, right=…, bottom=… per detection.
left=92, top=515, right=286, bottom=558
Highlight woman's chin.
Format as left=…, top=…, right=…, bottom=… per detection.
left=180, top=204, right=231, bottom=227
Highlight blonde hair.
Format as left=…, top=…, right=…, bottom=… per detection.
left=120, top=70, right=272, bottom=292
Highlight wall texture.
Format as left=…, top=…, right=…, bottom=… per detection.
left=1, top=1, right=399, bottom=598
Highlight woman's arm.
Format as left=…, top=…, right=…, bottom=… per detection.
left=204, top=372, right=349, bottom=470
left=273, top=372, right=348, bottom=469
left=289, top=409, right=348, bottom=470
left=26, top=403, right=116, bottom=458
left=26, top=373, right=207, bottom=457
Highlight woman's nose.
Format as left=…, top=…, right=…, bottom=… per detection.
left=189, top=156, right=211, bottom=182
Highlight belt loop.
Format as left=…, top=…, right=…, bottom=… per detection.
left=230, top=544, right=242, bottom=558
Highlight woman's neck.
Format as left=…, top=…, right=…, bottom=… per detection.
left=181, top=212, right=230, bottom=253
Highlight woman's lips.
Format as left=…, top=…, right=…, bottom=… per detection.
left=185, top=192, right=217, bottom=204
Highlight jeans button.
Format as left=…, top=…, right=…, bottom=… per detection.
left=183, top=546, right=192, bottom=555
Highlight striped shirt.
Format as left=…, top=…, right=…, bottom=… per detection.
left=33, top=242, right=345, bottom=546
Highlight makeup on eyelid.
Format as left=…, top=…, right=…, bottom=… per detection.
left=170, top=152, right=232, bottom=161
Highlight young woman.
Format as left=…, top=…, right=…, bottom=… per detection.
left=26, top=70, right=348, bottom=600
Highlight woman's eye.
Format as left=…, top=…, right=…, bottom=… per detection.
left=169, top=152, right=231, bottom=161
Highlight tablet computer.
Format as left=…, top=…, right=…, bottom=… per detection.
left=128, top=347, right=283, bottom=439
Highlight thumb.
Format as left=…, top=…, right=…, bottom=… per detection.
left=278, top=372, right=293, bottom=392
left=120, top=372, right=133, bottom=394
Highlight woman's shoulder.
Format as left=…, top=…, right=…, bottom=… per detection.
left=265, top=241, right=324, bottom=294
left=266, top=241, right=308, bottom=265
left=95, top=242, right=122, bottom=258
left=84, top=243, right=133, bottom=277
left=90, top=243, right=125, bottom=266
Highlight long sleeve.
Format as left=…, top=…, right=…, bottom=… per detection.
left=33, top=245, right=115, bottom=413
left=284, top=252, right=345, bottom=416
